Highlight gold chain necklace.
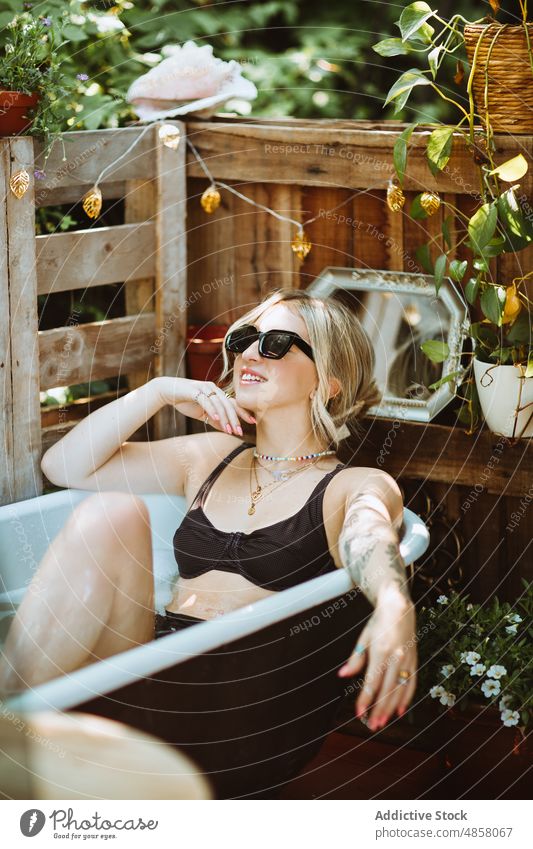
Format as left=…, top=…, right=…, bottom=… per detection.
left=247, top=455, right=318, bottom=516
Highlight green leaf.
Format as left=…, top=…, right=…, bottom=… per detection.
left=480, top=286, right=506, bottom=326
left=429, top=370, right=463, bottom=390
left=421, top=339, right=450, bottom=363
left=428, top=45, right=444, bottom=78
left=506, top=312, right=532, bottom=345
left=398, top=2, right=435, bottom=44
left=449, top=259, right=468, bottom=283
left=410, top=192, right=429, bottom=220
left=434, top=253, right=447, bottom=293
left=473, top=257, right=490, bottom=273
left=393, top=122, right=418, bottom=187
left=497, top=187, right=533, bottom=252
left=61, top=24, right=89, bottom=43
left=489, top=347, right=512, bottom=364
left=416, top=242, right=434, bottom=274
left=426, top=127, right=454, bottom=176
left=373, top=38, right=416, bottom=57
left=482, top=236, right=506, bottom=258
left=465, top=277, right=480, bottom=305
left=526, top=351, right=533, bottom=378
left=384, top=68, right=431, bottom=114
left=442, top=215, right=453, bottom=249
left=468, top=203, right=498, bottom=252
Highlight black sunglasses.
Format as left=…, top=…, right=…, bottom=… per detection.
left=225, top=324, right=314, bottom=362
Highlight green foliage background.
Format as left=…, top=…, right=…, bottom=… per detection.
left=0, top=0, right=491, bottom=133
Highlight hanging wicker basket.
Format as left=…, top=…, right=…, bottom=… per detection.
left=464, top=22, right=533, bottom=134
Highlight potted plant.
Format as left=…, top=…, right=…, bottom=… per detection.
left=374, top=1, right=533, bottom=436
left=414, top=581, right=532, bottom=788
left=186, top=324, right=230, bottom=383
left=0, top=12, right=71, bottom=158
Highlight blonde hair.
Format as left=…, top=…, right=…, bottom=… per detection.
left=218, top=288, right=381, bottom=450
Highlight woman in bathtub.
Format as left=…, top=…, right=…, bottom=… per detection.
left=0, top=288, right=417, bottom=733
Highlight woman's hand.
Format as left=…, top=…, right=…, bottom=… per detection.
left=154, top=376, right=256, bottom=436
left=338, top=588, right=418, bottom=731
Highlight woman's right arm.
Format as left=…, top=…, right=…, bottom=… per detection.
left=41, top=377, right=254, bottom=495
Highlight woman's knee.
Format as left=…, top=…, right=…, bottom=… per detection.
left=68, top=492, right=151, bottom=540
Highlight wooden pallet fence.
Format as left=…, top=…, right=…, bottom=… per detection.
left=1, top=123, right=187, bottom=505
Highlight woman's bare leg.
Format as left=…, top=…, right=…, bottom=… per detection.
left=0, top=492, right=154, bottom=693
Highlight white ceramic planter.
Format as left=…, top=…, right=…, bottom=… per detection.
left=473, top=357, right=533, bottom=438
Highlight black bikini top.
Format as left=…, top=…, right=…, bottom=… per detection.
left=173, top=442, right=346, bottom=592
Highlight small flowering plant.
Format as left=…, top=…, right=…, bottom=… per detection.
left=416, top=580, right=532, bottom=731
left=0, top=11, right=71, bottom=157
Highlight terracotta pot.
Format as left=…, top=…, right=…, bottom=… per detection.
left=186, top=324, right=229, bottom=383
left=0, top=90, right=39, bottom=136
left=473, top=357, right=533, bottom=439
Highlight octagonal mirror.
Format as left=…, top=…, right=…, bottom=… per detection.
left=306, top=268, right=469, bottom=422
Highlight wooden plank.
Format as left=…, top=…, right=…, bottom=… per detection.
left=352, top=191, right=407, bottom=271
left=124, top=179, right=157, bottom=392
left=35, top=180, right=125, bottom=208
left=33, top=126, right=157, bottom=198
left=186, top=177, right=237, bottom=325
left=343, top=417, right=533, bottom=498
left=36, top=222, right=156, bottom=294
left=185, top=120, right=533, bottom=195
left=0, top=142, right=13, bottom=505
left=301, top=186, right=354, bottom=281
left=38, top=313, right=156, bottom=391
left=154, top=121, right=187, bottom=438
left=229, top=182, right=301, bottom=307
left=7, top=138, right=42, bottom=502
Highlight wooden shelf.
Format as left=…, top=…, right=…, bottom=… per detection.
left=342, top=417, right=532, bottom=498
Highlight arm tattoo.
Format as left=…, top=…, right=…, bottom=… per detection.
left=339, top=492, right=411, bottom=606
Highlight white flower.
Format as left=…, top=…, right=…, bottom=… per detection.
left=506, top=613, right=522, bottom=624
left=461, top=651, right=481, bottom=666
left=430, top=685, right=445, bottom=699
left=466, top=603, right=473, bottom=611
left=439, top=691, right=456, bottom=707
left=440, top=664, right=455, bottom=679
left=501, top=709, right=520, bottom=727
left=436, top=594, right=448, bottom=604
left=470, top=663, right=487, bottom=677
left=481, top=679, right=501, bottom=698
left=88, top=13, right=125, bottom=33
left=499, top=695, right=512, bottom=711
left=505, top=624, right=518, bottom=635
left=487, top=665, right=507, bottom=680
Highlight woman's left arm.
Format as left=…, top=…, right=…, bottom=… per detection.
left=336, top=471, right=417, bottom=731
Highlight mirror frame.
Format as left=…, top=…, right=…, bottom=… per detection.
left=306, top=267, right=469, bottom=422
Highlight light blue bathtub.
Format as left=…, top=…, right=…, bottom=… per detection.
left=0, top=489, right=429, bottom=798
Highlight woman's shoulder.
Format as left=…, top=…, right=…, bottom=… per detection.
left=328, top=465, right=403, bottom=526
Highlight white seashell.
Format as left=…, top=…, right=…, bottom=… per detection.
left=126, top=40, right=257, bottom=121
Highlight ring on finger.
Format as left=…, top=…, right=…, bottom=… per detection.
left=206, top=390, right=217, bottom=398
left=397, top=669, right=411, bottom=686
left=352, top=643, right=366, bottom=657
left=362, top=683, right=374, bottom=695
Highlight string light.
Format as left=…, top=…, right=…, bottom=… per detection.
left=186, top=136, right=394, bottom=263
